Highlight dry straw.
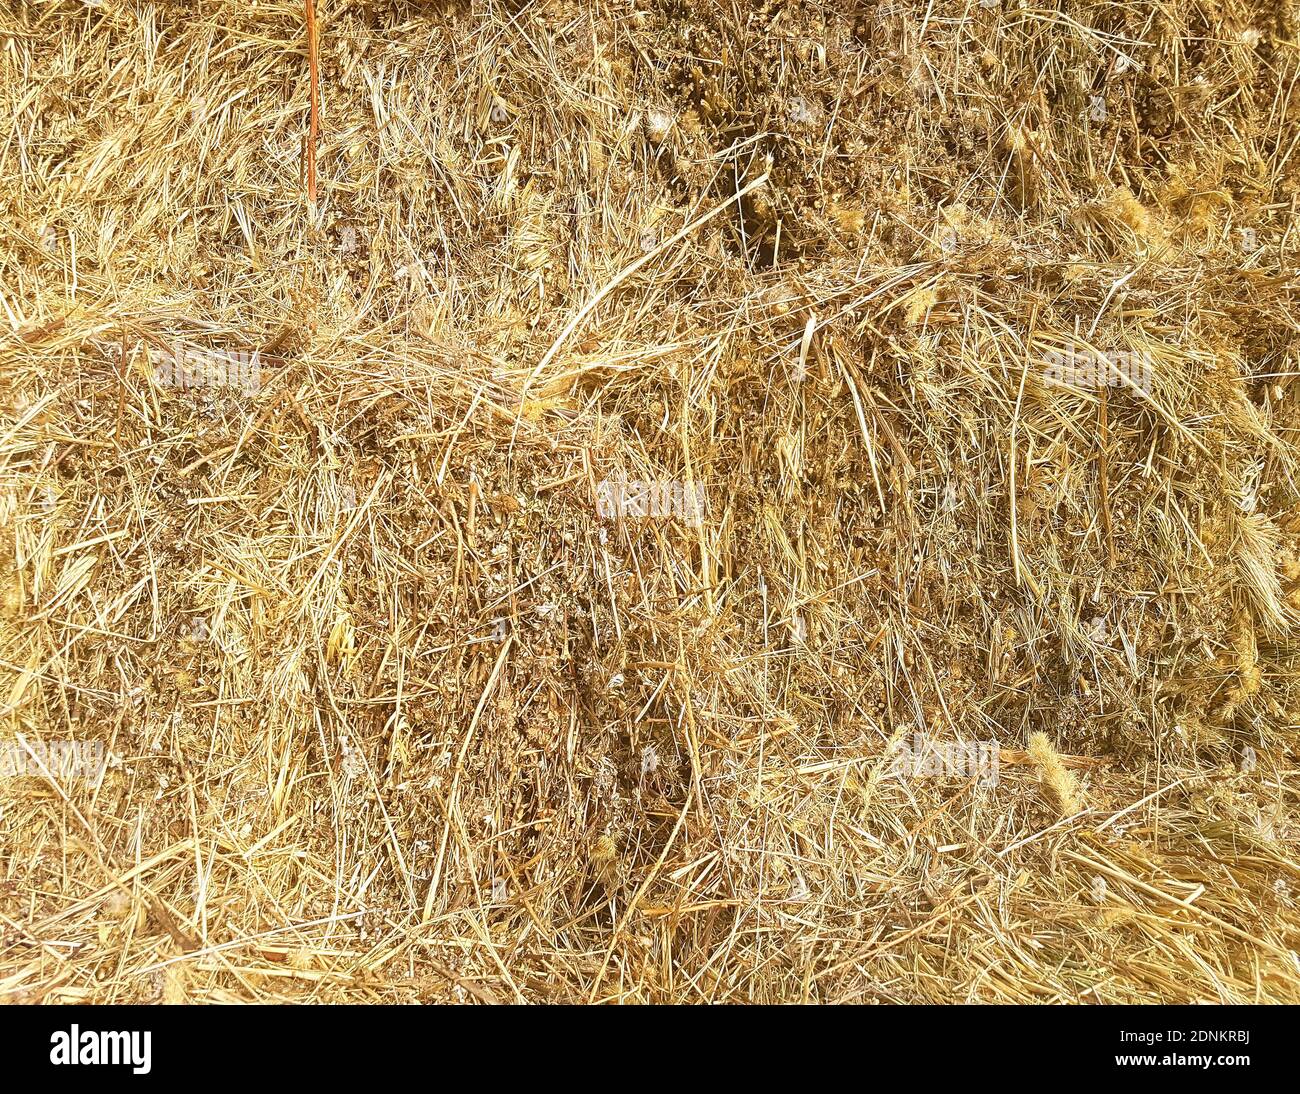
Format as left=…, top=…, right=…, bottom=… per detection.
left=1, top=0, right=1299, bottom=1003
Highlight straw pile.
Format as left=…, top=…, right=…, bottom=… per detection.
left=2, top=0, right=1299, bottom=1003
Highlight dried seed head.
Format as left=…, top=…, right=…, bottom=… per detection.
left=645, top=109, right=673, bottom=142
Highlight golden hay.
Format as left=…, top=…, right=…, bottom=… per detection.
left=1, top=0, right=1299, bottom=1003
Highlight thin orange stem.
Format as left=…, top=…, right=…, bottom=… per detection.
left=305, top=0, right=318, bottom=207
